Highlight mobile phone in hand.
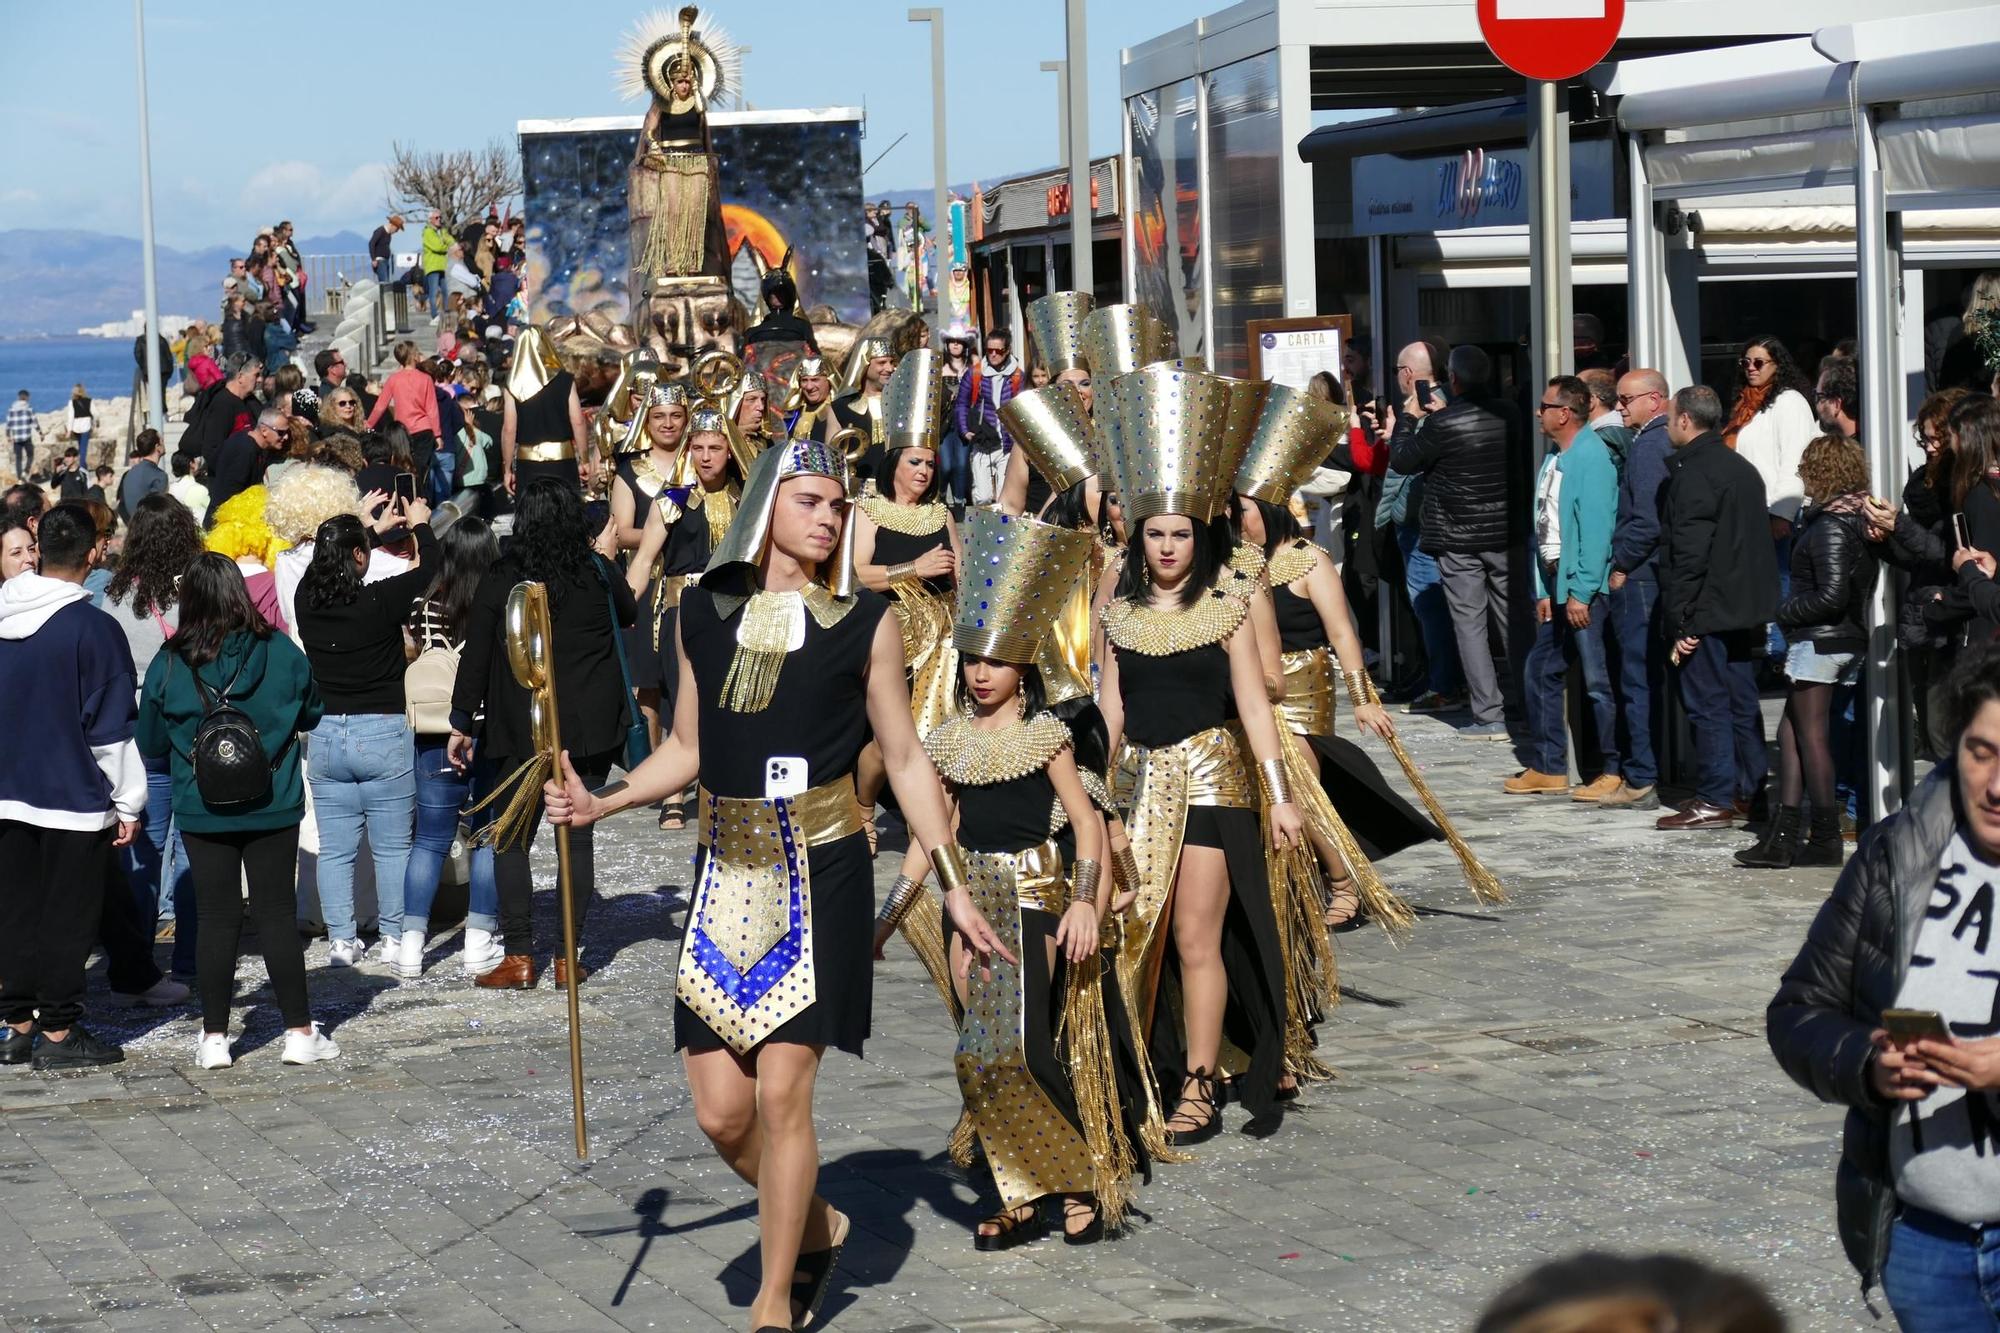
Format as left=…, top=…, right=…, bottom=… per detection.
left=1954, top=513, right=1972, bottom=550
left=394, top=472, right=417, bottom=507
left=1882, top=1008, right=1951, bottom=1044
left=1413, top=379, right=1433, bottom=409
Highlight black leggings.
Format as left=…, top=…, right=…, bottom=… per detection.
left=492, top=749, right=612, bottom=956
left=1776, top=681, right=1837, bottom=814
left=182, top=826, right=310, bottom=1035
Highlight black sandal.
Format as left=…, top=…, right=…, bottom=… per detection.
left=1323, top=875, right=1361, bottom=930
left=1164, top=1070, right=1223, bottom=1147
left=789, top=1210, right=848, bottom=1329
left=1061, top=1194, right=1105, bottom=1246
left=972, top=1202, right=1046, bottom=1251
left=658, top=800, right=685, bottom=831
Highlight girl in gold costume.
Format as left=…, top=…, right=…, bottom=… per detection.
left=604, top=383, right=690, bottom=762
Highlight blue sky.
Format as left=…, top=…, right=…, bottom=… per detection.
left=5, top=0, right=1224, bottom=249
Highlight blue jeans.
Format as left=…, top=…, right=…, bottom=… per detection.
left=1609, top=575, right=1664, bottom=789
left=373, top=257, right=394, bottom=285
left=1832, top=678, right=1864, bottom=822
left=127, top=758, right=196, bottom=975
left=1767, top=530, right=1793, bottom=660
left=1675, top=630, right=1767, bottom=808
left=423, top=269, right=445, bottom=314
left=1524, top=590, right=1619, bottom=779
left=1397, top=523, right=1462, bottom=696
left=937, top=430, right=972, bottom=507
left=403, top=737, right=498, bottom=938
left=1882, top=1208, right=2000, bottom=1331
left=307, top=713, right=416, bottom=942
left=429, top=448, right=456, bottom=505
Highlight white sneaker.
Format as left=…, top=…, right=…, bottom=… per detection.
left=281, top=1022, right=341, bottom=1065
left=461, top=928, right=504, bottom=977
left=195, top=1032, right=234, bottom=1069
left=118, top=976, right=192, bottom=1008
left=327, top=938, right=367, bottom=968
left=396, top=932, right=425, bottom=979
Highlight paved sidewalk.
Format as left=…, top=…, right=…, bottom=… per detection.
left=1, top=713, right=1881, bottom=1331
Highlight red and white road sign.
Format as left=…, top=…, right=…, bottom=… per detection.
left=1477, top=0, right=1626, bottom=82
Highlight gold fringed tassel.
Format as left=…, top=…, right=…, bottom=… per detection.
left=1260, top=804, right=1338, bottom=1085
left=1115, top=976, right=1194, bottom=1165
left=1275, top=716, right=1416, bottom=937
left=1058, top=951, right=1137, bottom=1229
left=718, top=644, right=786, bottom=714
left=1361, top=678, right=1508, bottom=906
left=946, top=1111, right=979, bottom=1168
left=465, top=752, right=554, bottom=853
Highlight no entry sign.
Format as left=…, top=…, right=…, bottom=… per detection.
left=1478, top=0, right=1626, bottom=81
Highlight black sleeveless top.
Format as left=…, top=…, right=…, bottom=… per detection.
left=957, top=770, right=1055, bottom=855
left=660, top=489, right=724, bottom=579
left=679, top=584, right=890, bottom=799
left=1115, top=640, right=1235, bottom=748
left=872, top=522, right=953, bottom=596
left=656, top=105, right=703, bottom=142
left=1023, top=465, right=1053, bottom=518
left=513, top=371, right=575, bottom=446
left=1272, top=583, right=1327, bottom=652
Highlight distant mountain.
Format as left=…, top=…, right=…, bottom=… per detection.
left=0, top=229, right=372, bottom=338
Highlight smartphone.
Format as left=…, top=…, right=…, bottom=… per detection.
left=393, top=472, right=417, bottom=506
left=765, top=757, right=809, bottom=800
left=1954, top=513, right=1972, bottom=550
left=1413, top=379, right=1433, bottom=409
left=1882, top=1008, right=1951, bottom=1043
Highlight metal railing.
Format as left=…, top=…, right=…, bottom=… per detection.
left=301, top=253, right=369, bottom=318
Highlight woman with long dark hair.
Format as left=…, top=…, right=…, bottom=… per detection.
left=104, top=495, right=205, bottom=970
left=448, top=478, right=637, bottom=988
left=294, top=499, right=437, bottom=967
left=399, top=517, right=503, bottom=979
left=1738, top=437, right=1879, bottom=870
left=1724, top=335, right=1818, bottom=661
left=136, top=553, right=335, bottom=1068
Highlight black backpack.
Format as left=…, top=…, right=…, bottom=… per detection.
left=181, top=654, right=273, bottom=807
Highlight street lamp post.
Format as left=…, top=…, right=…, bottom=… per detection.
left=134, top=0, right=165, bottom=431
left=908, top=8, right=950, bottom=330
left=1063, top=0, right=1091, bottom=298
left=1040, top=60, right=1069, bottom=171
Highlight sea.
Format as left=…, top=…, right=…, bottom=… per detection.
left=0, top=335, right=175, bottom=410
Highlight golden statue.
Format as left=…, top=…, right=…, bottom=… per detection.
left=617, top=7, right=739, bottom=286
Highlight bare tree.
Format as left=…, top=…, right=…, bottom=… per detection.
left=387, top=140, right=522, bottom=227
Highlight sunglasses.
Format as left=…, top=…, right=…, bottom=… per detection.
left=985, top=346, right=1007, bottom=355
left=1615, top=390, right=1660, bottom=407
left=1740, top=357, right=1772, bottom=371
left=1537, top=401, right=1568, bottom=413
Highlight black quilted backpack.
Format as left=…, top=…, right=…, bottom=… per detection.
left=183, top=655, right=272, bottom=807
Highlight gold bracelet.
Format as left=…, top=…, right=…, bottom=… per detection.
left=1071, top=858, right=1101, bottom=906
left=1342, top=668, right=1371, bottom=711
left=1257, top=758, right=1294, bottom=806
left=876, top=874, right=921, bottom=928
left=1111, top=843, right=1139, bottom=893
left=885, top=561, right=916, bottom=582
left=929, top=844, right=970, bottom=900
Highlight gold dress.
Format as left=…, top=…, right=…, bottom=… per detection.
left=860, top=494, right=958, bottom=738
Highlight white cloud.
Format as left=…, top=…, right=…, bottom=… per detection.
left=237, top=160, right=391, bottom=233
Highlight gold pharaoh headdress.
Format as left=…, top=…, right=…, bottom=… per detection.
left=952, top=510, right=1097, bottom=665
left=688, top=402, right=758, bottom=476
left=704, top=436, right=856, bottom=599
left=1234, top=382, right=1349, bottom=504
left=784, top=355, right=837, bottom=413
left=1080, top=303, right=1176, bottom=379
left=882, top=348, right=945, bottom=453
left=1106, top=363, right=1251, bottom=524
left=616, top=7, right=742, bottom=108
left=506, top=325, right=566, bottom=401
left=999, top=382, right=1097, bottom=492
left=1025, top=291, right=1095, bottom=374
left=841, top=336, right=894, bottom=393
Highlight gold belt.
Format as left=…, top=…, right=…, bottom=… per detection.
left=1111, top=724, right=1254, bottom=811
left=1279, top=646, right=1335, bottom=737
left=653, top=138, right=704, bottom=150
left=989, top=840, right=1068, bottom=914
left=517, top=442, right=575, bottom=463
left=696, top=777, right=865, bottom=851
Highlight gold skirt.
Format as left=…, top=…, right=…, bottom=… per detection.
left=641, top=150, right=711, bottom=278
left=889, top=578, right=959, bottom=739
left=1278, top=646, right=1335, bottom=737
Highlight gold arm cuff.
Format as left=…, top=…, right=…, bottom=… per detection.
left=929, top=843, right=971, bottom=900
left=516, top=442, right=576, bottom=463
left=877, top=874, right=922, bottom=928
left=1071, top=858, right=1101, bottom=906
left=1257, top=758, right=1294, bottom=807
left=1111, top=844, right=1139, bottom=894
left=1342, top=668, right=1371, bottom=711
left=884, top=561, right=916, bottom=582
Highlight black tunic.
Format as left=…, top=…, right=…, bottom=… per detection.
left=833, top=395, right=884, bottom=483
left=650, top=487, right=724, bottom=712
left=673, top=584, right=892, bottom=1056
left=511, top=371, right=579, bottom=492
left=615, top=454, right=672, bottom=692
left=871, top=520, right=953, bottom=597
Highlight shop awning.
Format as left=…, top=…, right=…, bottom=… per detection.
left=1295, top=97, right=1528, bottom=165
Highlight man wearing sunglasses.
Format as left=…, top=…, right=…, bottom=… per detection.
left=1597, top=369, right=1676, bottom=811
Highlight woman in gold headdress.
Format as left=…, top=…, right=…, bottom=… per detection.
left=623, top=8, right=734, bottom=282
left=877, top=512, right=1147, bottom=1250
left=1097, top=366, right=1305, bottom=1144
left=853, top=436, right=960, bottom=736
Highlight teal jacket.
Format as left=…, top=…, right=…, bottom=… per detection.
left=136, top=630, right=323, bottom=833
left=1534, top=426, right=1619, bottom=605
left=420, top=223, right=451, bottom=274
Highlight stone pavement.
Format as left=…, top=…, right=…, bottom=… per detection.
left=1, top=711, right=1884, bottom=1332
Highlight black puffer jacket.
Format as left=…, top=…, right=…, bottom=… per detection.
left=1767, top=764, right=1959, bottom=1294
left=1660, top=432, right=1778, bottom=638
left=1780, top=497, right=1879, bottom=654
left=1387, top=395, right=1514, bottom=555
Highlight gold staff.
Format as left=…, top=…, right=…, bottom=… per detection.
left=501, top=581, right=591, bottom=1158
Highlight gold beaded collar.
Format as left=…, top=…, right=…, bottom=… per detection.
left=858, top=493, right=950, bottom=536
left=1265, top=539, right=1317, bottom=589
left=924, top=712, right=1071, bottom=786
left=1102, top=587, right=1249, bottom=656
